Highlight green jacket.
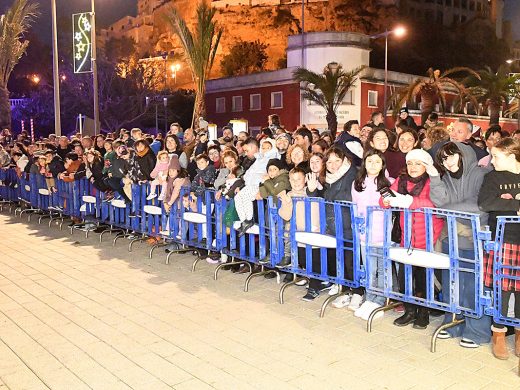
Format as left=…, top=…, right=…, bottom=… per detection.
left=259, top=170, right=291, bottom=202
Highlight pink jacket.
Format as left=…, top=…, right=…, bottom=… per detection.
left=352, top=175, right=394, bottom=244
left=150, top=161, right=170, bottom=179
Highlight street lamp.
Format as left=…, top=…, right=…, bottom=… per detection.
left=370, top=25, right=407, bottom=120
left=506, top=59, right=520, bottom=129
left=91, top=0, right=100, bottom=135
left=31, top=75, right=41, bottom=85
left=51, top=0, right=61, bottom=136
left=170, top=64, right=181, bottom=84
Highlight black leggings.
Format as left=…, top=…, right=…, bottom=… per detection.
left=493, top=291, right=520, bottom=329
left=303, top=247, right=363, bottom=295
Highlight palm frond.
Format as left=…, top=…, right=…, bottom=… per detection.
left=164, top=0, right=223, bottom=121
left=0, top=0, right=39, bottom=87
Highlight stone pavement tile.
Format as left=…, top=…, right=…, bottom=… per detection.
left=0, top=371, right=49, bottom=390
left=35, top=368, right=90, bottom=390
left=173, top=378, right=215, bottom=390
left=479, top=381, right=519, bottom=390
left=130, top=352, right=193, bottom=386
left=474, top=365, right=520, bottom=387
left=147, top=340, right=184, bottom=358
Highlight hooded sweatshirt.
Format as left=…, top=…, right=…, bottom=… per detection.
left=429, top=142, right=488, bottom=226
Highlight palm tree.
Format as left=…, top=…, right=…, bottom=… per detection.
left=0, top=0, right=38, bottom=129
left=165, top=1, right=222, bottom=129
left=389, top=67, right=479, bottom=125
left=464, top=66, right=518, bottom=125
left=293, top=62, right=364, bottom=139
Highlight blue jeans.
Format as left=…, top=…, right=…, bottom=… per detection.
left=363, top=245, right=386, bottom=306
left=441, top=241, right=491, bottom=345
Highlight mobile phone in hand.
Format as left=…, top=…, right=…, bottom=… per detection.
left=379, top=186, right=396, bottom=199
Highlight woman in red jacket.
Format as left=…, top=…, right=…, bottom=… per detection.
left=380, top=148, right=444, bottom=329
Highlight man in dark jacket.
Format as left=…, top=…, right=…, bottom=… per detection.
left=398, top=107, right=418, bottom=130
left=334, top=120, right=363, bottom=167
left=44, top=149, right=65, bottom=177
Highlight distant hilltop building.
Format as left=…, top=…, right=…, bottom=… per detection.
left=100, top=0, right=505, bottom=47
left=398, top=0, right=504, bottom=38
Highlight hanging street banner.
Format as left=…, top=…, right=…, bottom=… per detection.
left=73, top=12, right=93, bottom=74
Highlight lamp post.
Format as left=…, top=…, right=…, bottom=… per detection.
left=370, top=26, right=406, bottom=121
left=163, top=97, right=168, bottom=135
left=51, top=0, right=61, bottom=136
left=506, top=59, right=520, bottom=130
left=91, top=0, right=100, bottom=135
left=170, top=64, right=180, bottom=85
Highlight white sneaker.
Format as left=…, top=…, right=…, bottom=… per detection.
left=347, top=294, right=363, bottom=311
left=147, top=193, right=157, bottom=200
left=328, top=284, right=340, bottom=296
left=295, top=279, right=308, bottom=286
left=331, top=294, right=351, bottom=309
left=220, top=253, right=228, bottom=263
left=354, top=301, right=375, bottom=318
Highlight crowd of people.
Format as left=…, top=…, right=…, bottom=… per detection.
left=1, top=108, right=520, bottom=361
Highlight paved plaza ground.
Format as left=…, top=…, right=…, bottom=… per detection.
left=0, top=212, right=518, bottom=390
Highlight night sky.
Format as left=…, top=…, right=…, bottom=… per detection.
left=0, top=0, right=137, bottom=42
left=0, top=0, right=518, bottom=42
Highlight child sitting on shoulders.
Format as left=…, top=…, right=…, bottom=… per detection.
left=147, top=150, right=171, bottom=200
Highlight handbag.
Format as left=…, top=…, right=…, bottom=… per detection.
left=223, top=198, right=239, bottom=228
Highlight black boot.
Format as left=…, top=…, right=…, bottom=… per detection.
left=237, top=219, right=254, bottom=237
left=275, top=256, right=291, bottom=268
left=412, top=307, right=430, bottom=329
left=393, top=304, right=417, bottom=327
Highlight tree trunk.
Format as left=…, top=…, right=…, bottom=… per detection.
left=0, top=86, right=11, bottom=130
left=326, top=110, right=338, bottom=140
left=488, top=103, right=500, bottom=125
left=420, top=92, right=435, bottom=126
left=191, top=81, right=206, bottom=130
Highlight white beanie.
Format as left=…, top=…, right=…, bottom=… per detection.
left=406, top=148, right=433, bottom=166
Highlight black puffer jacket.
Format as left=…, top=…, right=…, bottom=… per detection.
left=135, top=148, right=156, bottom=181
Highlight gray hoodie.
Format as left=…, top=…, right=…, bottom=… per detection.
left=429, top=141, right=488, bottom=227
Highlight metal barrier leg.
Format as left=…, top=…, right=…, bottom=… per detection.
left=367, top=299, right=402, bottom=333
left=113, top=231, right=131, bottom=246
left=129, top=234, right=148, bottom=252
left=191, top=250, right=206, bottom=272
left=279, top=275, right=309, bottom=304
left=320, top=287, right=347, bottom=318
left=38, top=212, right=51, bottom=224
left=100, top=226, right=124, bottom=243
left=244, top=266, right=279, bottom=292
left=214, top=258, right=252, bottom=281
left=70, top=222, right=86, bottom=235
left=431, top=313, right=465, bottom=353
left=149, top=240, right=168, bottom=259
left=165, top=245, right=192, bottom=265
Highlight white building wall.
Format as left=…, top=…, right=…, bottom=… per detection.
left=286, top=32, right=371, bottom=129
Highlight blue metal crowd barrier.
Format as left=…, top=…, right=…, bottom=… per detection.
left=216, top=197, right=280, bottom=288
left=276, top=197, right=363, bottom=316
left=492, top=216, right=520, bottom=329
left=0, top=168, right=19, bottom=209
left=364, top=206, right=493, bottom=352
